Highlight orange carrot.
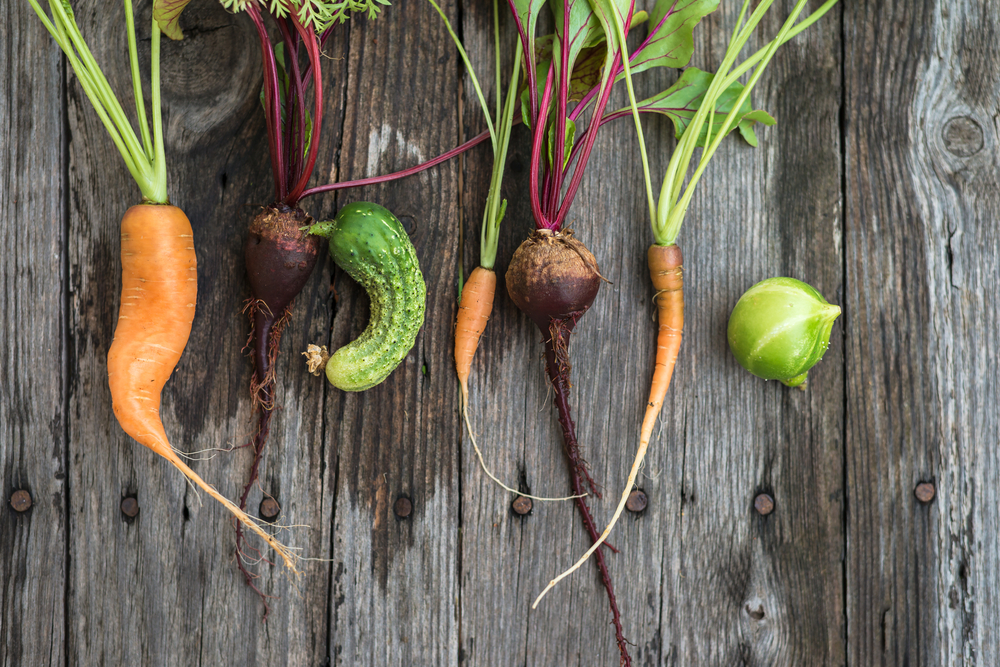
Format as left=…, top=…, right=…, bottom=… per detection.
left=108, top=204, right=298, bottom=573
left=455, top=266, right=496, bottom=409
left=533, top=243, right=682, bottom=606
left=455, top=265, right=579, bottom=502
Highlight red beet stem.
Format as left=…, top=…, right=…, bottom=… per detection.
left=543, top=315, right=632, bottom=667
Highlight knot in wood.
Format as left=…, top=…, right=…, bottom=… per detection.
left=942, top=116, right=984, bottom=157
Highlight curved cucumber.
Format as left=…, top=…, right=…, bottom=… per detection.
left=309, top=202, right=426, bottom=391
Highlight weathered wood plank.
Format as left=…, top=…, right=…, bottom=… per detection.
left=844, top=0, right=1000, bottom=664
left=0, top=4, right=67, bottom=667
left=65, top=3, right=338, bottom=665
left=7, top=0, right=1000, bottom=664
left=461, top=2, right=844, bottom=665
left=654, top=3, right=846, bottom=665
left=325, top=4, right=461, bottom=665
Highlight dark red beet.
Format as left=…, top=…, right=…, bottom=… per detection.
left=506, top=228, right=601, bottom=328
left=506, top=230, right=631, bottom=666
left=238, top=205, right=324, bottom=609
left=244, top=206, right=324, bottom=395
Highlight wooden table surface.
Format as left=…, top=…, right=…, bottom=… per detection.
left=2, top=0, right=998, bottom=665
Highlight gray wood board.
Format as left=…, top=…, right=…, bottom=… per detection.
left=844, top=0, right=1000, bottom=665
left=325, top=2, right=462, bottom=665
left=0, top=3, right=66, bottom=667
left=3, top=0, right=999, bottom=665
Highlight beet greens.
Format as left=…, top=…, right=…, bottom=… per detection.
left=502, top=0, right=788, bottom=661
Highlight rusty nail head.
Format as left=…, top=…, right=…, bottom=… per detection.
left=915, top=482, right=936, bottom=504
left=511, top=496, right=533, bottom=515
left=394, top=496, right=412, bottom=518
left=626, top=489, right=648, bottom=513
left=259, top=497, right=280, bottom=521
left=120, top=496, right=139, bottom=518
left=10, top=490, right=31, bottom=513
left=754, top=493, right=775, bottom=516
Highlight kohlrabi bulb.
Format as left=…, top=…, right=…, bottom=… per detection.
left=727, top=277, right=841, bottom=388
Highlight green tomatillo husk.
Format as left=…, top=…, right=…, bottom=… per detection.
left=727, top=277, right=841, bottom=388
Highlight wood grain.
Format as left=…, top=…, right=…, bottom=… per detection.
left=324, top=3, right=461, bottom=665
left=64, top=3, right=337, bottom=665
left=5, top=0, right=1000, bottom=665
left=0, top=4, right=66, bottom=667
left=844, top=1, right=1000, bottom=665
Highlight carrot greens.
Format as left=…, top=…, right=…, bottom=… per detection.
left=29, top=0, right=300, bottom=574
left=531, top=0, right=841, bottom=623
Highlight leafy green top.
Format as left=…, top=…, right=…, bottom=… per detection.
left=30, top=0, right=169, bottom=204
left=154, top=0, right=389, bottom=40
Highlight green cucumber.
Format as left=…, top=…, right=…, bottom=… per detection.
left=309, top=202, right=426, bottom=391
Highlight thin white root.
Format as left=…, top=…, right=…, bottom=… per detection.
left=462, top=388, right=583, bottom=503
left=169, top=456, right=301, bottom=576
left=171, top=445, right=233, bottom=462
left=532, top=435, right=651, bottom=609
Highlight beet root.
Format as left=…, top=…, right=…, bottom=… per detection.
left=505, top=228, right=601, bottom=329
left=238, top=205, right=324, bottom=610
left=505, top=230, right=631, bottom=666
left=245, top=206, right=325, bottom=392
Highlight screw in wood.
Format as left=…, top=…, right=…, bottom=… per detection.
left=120, top=496, right=139, bottom=518
left=10, top=490, right=32, bottom=513
left=394, top=496, right=412, bottom=518
left=914, top=482, right=936, bottom=504
left=754, top=493, right=775, bottom=516
left=511, top=496, right=533, bottom=515
left=626, top=489, right=648, bottom=513
left=259, top=497, right=281, bottom=521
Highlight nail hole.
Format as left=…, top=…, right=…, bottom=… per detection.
left=120, top=496, right=139, bottom=520
left=259, top=497, right=281, bottom=522
left=626, top=489, right=648, bottom=513
left=394, top=496, right=412, bottom=518
left=754, top=493, right=775, bottom=516
left=511, top=496, right=533, bottom=515
left=10, top=490, right=32, bottom=513
left=915, top=481, right=936, bottom=504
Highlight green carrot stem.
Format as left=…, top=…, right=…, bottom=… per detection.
left=124, top=0, right=153, bottom=160
left=426, top=0, right=497, bottom=151
left=663, top=0, right=767, bottom=224
left=149, top=18, right=167, bottom=204
left=480, top=46, right=521, bottom=270
left=722, top=0, right=839, bottom=90
left=29, top=0, right=168, bottom=203
left=662, top=0, right=809, bottom=243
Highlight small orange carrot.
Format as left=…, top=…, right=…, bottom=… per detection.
left=108, top=204, right=297, bottom=572
left=455, top=265, right=579, bottom=502
left=533, top=243, right=682, bottom=606
left=455, top=266, right=496, bottom=409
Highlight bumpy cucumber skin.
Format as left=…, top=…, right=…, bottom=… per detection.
left=311, top=202, right=426, bottom=391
